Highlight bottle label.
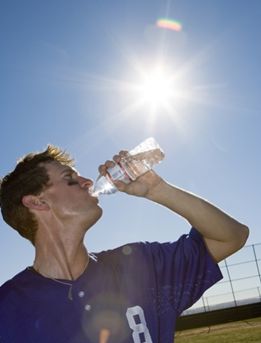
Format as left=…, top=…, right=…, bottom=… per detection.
left=107, top=164, right=131, bottom=184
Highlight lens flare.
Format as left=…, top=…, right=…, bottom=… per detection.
left=156, top=18, right=182, bottom=32
left=99, top=328, right=110, bottom=343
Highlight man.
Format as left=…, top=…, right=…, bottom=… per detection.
left=0, top=145, right=249, bottom=343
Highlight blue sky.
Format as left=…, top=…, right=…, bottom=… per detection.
left=0, top=0, right=260, bottom=286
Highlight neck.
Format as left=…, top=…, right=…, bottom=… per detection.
left=33, top=248, right=89, bottom=281
left=33, top=223, right=89, bottom=280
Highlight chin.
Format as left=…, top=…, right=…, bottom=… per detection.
left=85, top=206, right=103, bottom=230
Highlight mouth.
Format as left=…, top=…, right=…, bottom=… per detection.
left=89, top=191, right=99, bottom=204
left=88, top=185, right=98, bottom=198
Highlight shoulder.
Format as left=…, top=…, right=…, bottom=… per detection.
left=91, top=242, right=145, bottom=264
left=90, top=231, right=198, bottom=262
left=88, top=229, right=204, bottom=271
left=90, top=239, right=180, bottom=271
left=90, top=242, right=157, bottom=272
left=0, top=268, right=31, bottom=303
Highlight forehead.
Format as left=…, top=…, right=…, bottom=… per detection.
left=42, top=161, right=77, bottom=176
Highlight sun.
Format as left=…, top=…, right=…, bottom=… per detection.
left=77, top=56, right=197, bottom=133
left=136, top=66, right=174, bottom=112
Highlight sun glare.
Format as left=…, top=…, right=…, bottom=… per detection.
left=136, top=67, right=174, bottom=111
left=78, top=56, right=197, bottom=133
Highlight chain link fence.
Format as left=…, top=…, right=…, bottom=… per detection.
left=182, top=242, right=261, bottom=315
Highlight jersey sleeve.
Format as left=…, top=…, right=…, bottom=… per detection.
left=143, top=227, right=223, bottom=316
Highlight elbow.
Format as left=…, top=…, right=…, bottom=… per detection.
left=237, top=224, right=250, bottom=249
left=228, top=224, right=249, bottom=258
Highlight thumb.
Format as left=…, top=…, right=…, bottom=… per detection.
left=113, top=180, right=129, bottom=192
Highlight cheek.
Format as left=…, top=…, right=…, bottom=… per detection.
left=51, top=198, right=81, bottom=218
left=47, top=191, right=76, bottom=211
left=49, top=186, right=78, bottom=202
left=46, top=185, right=92, bottom=213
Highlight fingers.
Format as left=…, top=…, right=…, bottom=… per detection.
left=113, top=180, right=127, bottom=192
left=112, top=150, right=129, bottom=163
left=98, top=150, right=129, bottom=175
left=98, top=160, right=114, bottom=176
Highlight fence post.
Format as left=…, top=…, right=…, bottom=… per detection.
left=224, top=259, right=237, bottom=307
left=257, top=287, right=261, bottom=301
left=252, top=244, right=261, bottom=284
left=202, top=296, right=207, bottom=312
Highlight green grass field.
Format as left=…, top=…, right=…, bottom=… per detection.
left=174, top=316, right=261, bottom=343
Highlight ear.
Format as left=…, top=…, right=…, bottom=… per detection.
left=22, top=195, right=49, bottom=211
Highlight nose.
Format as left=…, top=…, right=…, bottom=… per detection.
left=78, top=176, right=93, bottom=189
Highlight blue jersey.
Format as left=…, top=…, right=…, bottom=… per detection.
left=0, top=228, right=222, bottom=342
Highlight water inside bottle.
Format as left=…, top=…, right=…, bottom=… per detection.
left=90, top=175, right=117, bottom=197
left=121, top=148, right=164, bottom=180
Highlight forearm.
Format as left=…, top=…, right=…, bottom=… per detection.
left=145, top=179, right=248, bottom=243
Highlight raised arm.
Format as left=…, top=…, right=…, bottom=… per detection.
left=145, top=177, right=249, bottom=262
left=99, top=159, right=249, bottom=263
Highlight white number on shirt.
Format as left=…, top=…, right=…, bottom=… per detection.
left=126, top=306, right=152, bottom=343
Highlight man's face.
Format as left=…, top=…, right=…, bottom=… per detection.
left=39, top=161, right=102, bottom=229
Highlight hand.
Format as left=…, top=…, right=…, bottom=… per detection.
left=98, top=151, right=164, bottom=198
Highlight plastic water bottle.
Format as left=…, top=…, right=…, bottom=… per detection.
left=90, top=137, right=165, bottom=196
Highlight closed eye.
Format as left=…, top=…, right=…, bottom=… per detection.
left=67, top=179, right=79, bottom=186
left=62, top=170, right=79, bottom=185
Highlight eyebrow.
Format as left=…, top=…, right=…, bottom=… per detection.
left=60, top=167, right=78, bottom=176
